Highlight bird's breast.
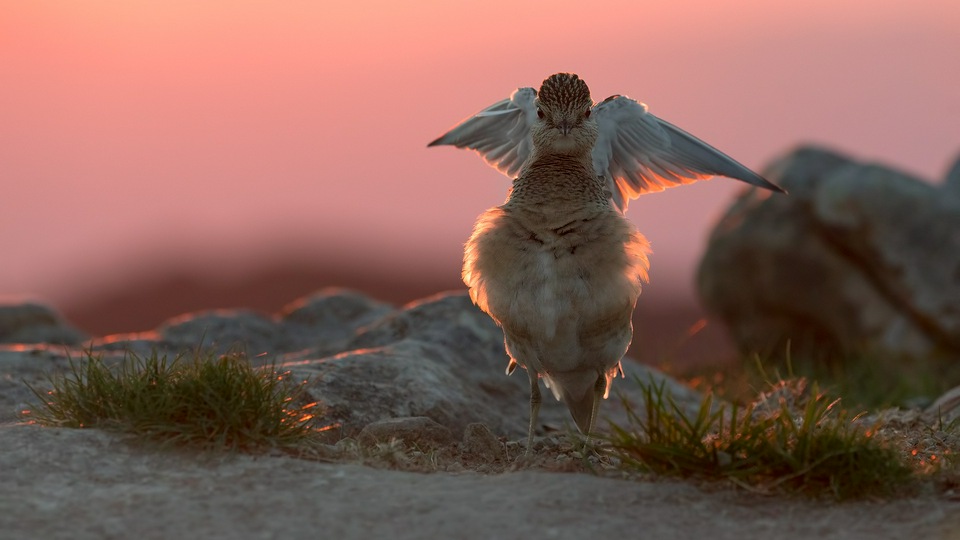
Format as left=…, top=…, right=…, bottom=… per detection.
left=462, top=206, right=650, bottom=372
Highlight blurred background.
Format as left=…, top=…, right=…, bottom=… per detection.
left=2, top=1, right=958, bottom=368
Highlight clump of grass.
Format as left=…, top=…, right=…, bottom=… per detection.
left=680, top=346, right=960, bottom=411
left=26, top=348, right=322, bottom=451
left=606, top=377, right=914, bottom=500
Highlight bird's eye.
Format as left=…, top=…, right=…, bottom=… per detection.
left=584, top=109, right=591, bottom=118
left=537, top=108, right=544, bottom=119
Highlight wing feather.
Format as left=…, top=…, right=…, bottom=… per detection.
left=592, top=96, right=783, bottom=211
left=428, top=87, right=538, bottom=178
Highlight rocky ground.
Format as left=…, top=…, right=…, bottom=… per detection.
left=1, top=288, right=959, bottom=539
left=2, top=424, right=958, bottom=540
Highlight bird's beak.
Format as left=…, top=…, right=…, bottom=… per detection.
left=558, top=120, right=572, bottom=136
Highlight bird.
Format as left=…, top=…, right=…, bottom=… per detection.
left=428, top=73, right=783, bottom=453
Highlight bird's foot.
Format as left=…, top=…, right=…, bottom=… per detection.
left=558, top=427, right=605, bottom=459
left=505, top=437, right=542, bottom=469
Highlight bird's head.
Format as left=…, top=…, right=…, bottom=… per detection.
left=532, top=73, right=598, bottom=156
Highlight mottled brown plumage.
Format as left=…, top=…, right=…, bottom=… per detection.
left=461, top=74, right=650, bottom=452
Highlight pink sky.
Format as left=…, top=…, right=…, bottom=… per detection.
left=2, top=1, right=958, bottom=310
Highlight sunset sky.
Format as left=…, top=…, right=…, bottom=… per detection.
left=3, top=1, right=958, bottom=314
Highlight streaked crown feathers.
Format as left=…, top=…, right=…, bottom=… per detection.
left=537, top=73, right=593, bottom=113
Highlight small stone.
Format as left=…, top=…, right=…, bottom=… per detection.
left=357, top=416, right=453, bottom=450
left=461, top=423, right=502, bottom=462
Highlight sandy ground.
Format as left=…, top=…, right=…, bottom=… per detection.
left=3, top=424, right=959, bottom=540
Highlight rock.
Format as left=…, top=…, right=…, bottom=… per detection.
left=87, top=332, right=164, bottom=357
left=294, top=291, right=704, bottom=440
left=945, top=152, right=960, bottom=198
left=3, top=289, right=703, bottom=442
left=346, top=291, right=500, bottom=353
left=357, top=416, right=454, bottom=449
left=156, top=309, right=281, bottom=355
left=461, top=423, right=502, bottom=462
left=0, top=345, right=74, bottom=423
left=925, top=385, right=960, bottom=424
left=110, top=288, right=393, bottom=358
left=698, top=146, right=960, bottom=358
left=279, top=287, right=394, bottom=356
left=295, top=339, right=509, bottom=437
left=0, top=302, right=87, bottom=345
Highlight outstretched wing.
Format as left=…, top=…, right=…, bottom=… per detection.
left=592, top=95, right=784, bottom=212
left=427, top=87, right=537, bottom=178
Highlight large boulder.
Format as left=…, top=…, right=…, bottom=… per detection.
left=698, top=146, right=960, bottom=358
left=945, top=152, right=960, bottom=198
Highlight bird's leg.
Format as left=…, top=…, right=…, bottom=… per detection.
left=526, top=371, right=541, bottom=455
left=582, top=372, right=606, bottom=450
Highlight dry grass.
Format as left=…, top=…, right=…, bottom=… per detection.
left=605, top=376, right=918, bottom=500
left=26, top=348, right=323, bottom=452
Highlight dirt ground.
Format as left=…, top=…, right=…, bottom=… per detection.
left=3, top=424, right=959, bottom=540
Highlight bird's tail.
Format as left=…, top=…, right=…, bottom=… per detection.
left=549, top=367, right=618, bottom=435
left=562, top=385, right=599, bottom=435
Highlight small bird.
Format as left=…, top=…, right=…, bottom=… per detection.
left=429, top=73, right=783, bottom=453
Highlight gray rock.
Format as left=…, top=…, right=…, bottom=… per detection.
left=4, top=289, right=703, bottom=444
left=1, top=345, right=66, bottom=423
left=92, top=288, right=394, bottom=359
left=0, top=302, right=87, bottom=345
left=86, top=332, right=165, bottom=357
left=925, top=384, right=960, bottom=424
left=945, top=152, right=960, bottom=198
left=461, top=423, right=503, bottom=462
left=156, top=309, right=282, bottom=356
left=294, top=291, right=703, bottom=440
left=357, top=416, right=454, bottom=449
left=347, top=291, right=501, bottom=353
left=294, top=334, right=523, bottom=439
left=698, top=146, right=960, bottom=357
left=280, top=287, right=392, bottom=328
left=278, top=287, right=394, bottom=356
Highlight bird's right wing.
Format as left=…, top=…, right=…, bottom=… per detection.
left=427, top=87, right=538, bottom=178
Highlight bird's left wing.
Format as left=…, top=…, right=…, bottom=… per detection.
left=592, top=96, right=784, bottom=212
left=427, top=87, right=538, bottom=178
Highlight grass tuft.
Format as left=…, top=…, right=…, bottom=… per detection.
left=606, top=376, right=915, bottom=500
left=26, top=348, right=322, bottom=451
